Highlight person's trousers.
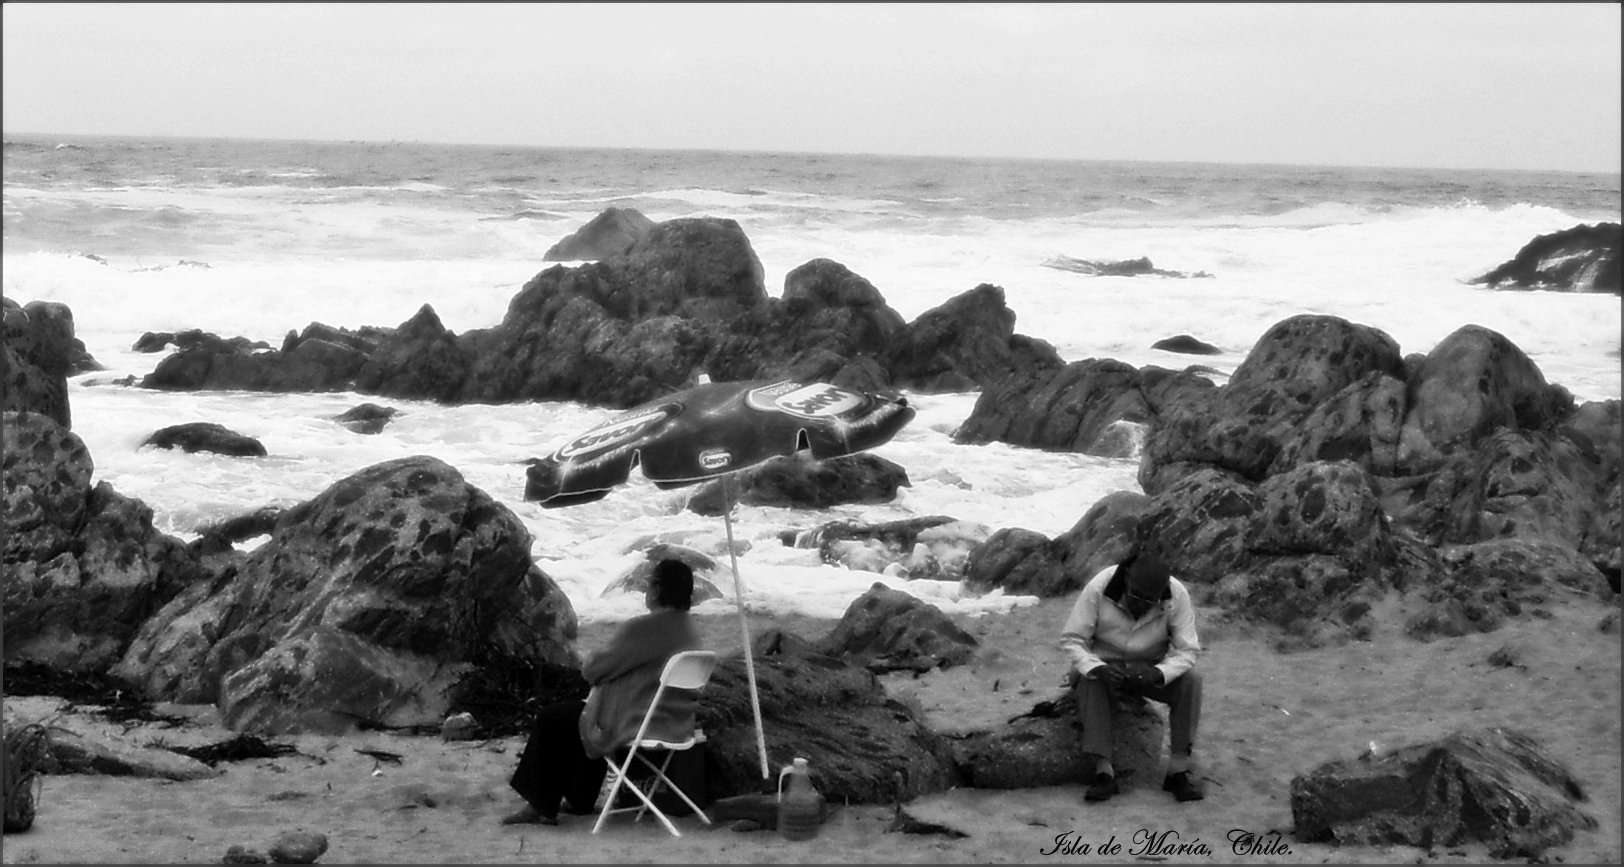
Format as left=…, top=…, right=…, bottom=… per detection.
left=1072, top=668, right=1202, bottom=760
left=509, top=698, right=607, bottom=818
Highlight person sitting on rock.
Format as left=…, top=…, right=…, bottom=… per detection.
left=1058, top=543, right=1204, bottom=803
left=501, top=558, right=705, bottom=825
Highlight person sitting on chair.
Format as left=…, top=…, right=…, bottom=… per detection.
left=1058, top=543, right=1205, bottom=803
left=501, top=558, right=705, bottom=825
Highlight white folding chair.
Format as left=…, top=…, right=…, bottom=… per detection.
left=591, top=650, right=718, bottom=837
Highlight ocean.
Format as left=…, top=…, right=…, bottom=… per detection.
left=4, top=133, right=1620, bottom=624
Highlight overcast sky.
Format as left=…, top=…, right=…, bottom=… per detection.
left=3, top=2, right=1619, bottom=173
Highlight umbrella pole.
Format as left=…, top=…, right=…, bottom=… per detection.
left=721, top=473, right=771, bottom=782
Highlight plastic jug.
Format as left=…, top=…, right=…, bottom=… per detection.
left=776, top=757, right=824, bottom=841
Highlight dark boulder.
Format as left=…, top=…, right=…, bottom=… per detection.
left=952, top=689, right=1164, bottom=790
left=111, top=455, right=580, bottom=734
left=142, top=329, right=360, bottom=393
left=143, top=422, right=268, bottom=457
left=459, top=217, right=768, bottom=407
left=883, top=284, right=1064, bottom=393
left=3, top=411, right=208, bottom=673
left=1466, top=221, right=1621, bottom=294
left=1405, top=538, right=1614, bottom=640
left=3, top=297, right=74, bottom=428
left=281, top=321, right=387, bottom=356
left=331, top=402, right=398, bottom=435
left=1144, top=314, right=1407, bottom=492
left=1290, top=728, right=1597, bottom=858
left=353, top=305, right=473, bottom=401
left=684, top=452, right=910, bottom=516
left=698, top=629, right=963, bottom=804
left=962, top=490, right=1149, bottom=598
left=955, top=358, right=1212, bottom=457
left=543, top=207, right=657, bottom=262
left=14, top=300, right=100, bottom=375
left=814, top=583, right=979, bottom=674
left=1152, top=334, right=1222, bottom=355
left=1395, top=325, right=1574, bottom=474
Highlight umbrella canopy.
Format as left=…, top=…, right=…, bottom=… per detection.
left=526, top=377, right=915, bottom=780
left=528, top=378, right=916, bottom=507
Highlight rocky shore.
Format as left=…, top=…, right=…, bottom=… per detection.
left=2, top=213, right=1618, bottom=862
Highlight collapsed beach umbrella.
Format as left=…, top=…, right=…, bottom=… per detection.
left=526, top=377, right=916, bottom=779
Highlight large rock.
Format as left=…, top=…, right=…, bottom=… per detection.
left=143, top=422, right=268, bottom=457
left=684, top=452, right=910, bottom=516
left=1466, top=221, right=1621, bottom=294
left=144, top=326, right=367, bottom=393
left=1143, top=314, right=1407, bottom=492
left=883, top=284, right=1064, bottom=393
left=698, top=630, right=963, bottom=804
left=3, top=411, right=208, bottom=673
left=962, top=490, right=1149, bottom=598
left=954, top=358, right=1153, bottom=455
left=543, top=207, right=656, bottom=261
left=1291, top=728, right=1598, bottom=858
left=3, top=298, right=75, bottom=428
left=814, top=583, right=979, bottom=674
left=112, top=455, right=580, bottom=734
left=1395, top=325, right=1574, bottom=474
left=952, top=689, right=1164, bottom=790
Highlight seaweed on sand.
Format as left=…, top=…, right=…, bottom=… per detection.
left=3, top=720, right=51, bottom=833
left=2, top=660, right=188, bottom=727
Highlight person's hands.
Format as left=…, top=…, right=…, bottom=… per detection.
left=1092, top=663, right=1129, bottom=689
left=1123, top=662, right=1164, bottom=691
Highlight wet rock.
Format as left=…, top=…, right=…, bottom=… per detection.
left=685, top=452, right=909, bottom=515
left=1466, top=221, right=1621, bottom=294
left=143, top=422, right=268, bottom=457
left=544, top=206, right=656, bottom=261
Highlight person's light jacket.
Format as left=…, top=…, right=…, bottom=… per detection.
left=577, top=608, right=703, bottom=759
left=1058, top=562, right=1201, bottom=685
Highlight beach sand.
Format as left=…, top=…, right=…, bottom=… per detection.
left=2, top=595, right=1618, bottom=865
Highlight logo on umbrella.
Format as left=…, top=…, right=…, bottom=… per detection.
left=745, top=381, right=864, bottom=419
left=553, top=404, right=680, bottom=461
left=698, top=448, right=732, bottom=470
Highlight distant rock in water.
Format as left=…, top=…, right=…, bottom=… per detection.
left=1152, top=334, right=1222, bottom=355
left=1466, top=221, right=1621, bottom=294
left=543, top=206, right=657, bottom=261
left=143, top=422, right=267, bottom=457
left=1043, top=254, right=1213, bottom=279
left=133, top=329, right=271, bottom=355
left=331, top=402, right=398, bottom=434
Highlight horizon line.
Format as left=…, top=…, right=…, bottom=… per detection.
left=6, top=129, right=1620, bottom=179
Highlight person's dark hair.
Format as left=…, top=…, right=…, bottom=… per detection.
left=650, top=559, right=695, bottom=611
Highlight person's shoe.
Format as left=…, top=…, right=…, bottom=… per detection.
left=500, top=805, right=558, bottom=825
left=1162, top=771, right=1205, bottom=802
left=1083, top=772, right=1119, bottom=802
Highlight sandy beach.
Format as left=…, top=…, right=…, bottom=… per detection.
left=3, top=593, right=1617, bottom=865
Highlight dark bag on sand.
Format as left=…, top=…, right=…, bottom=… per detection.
left=611, top=745, right=710, bottom=817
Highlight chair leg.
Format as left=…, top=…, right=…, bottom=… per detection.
left=593, top=750, right=641, bottom=834
left=594, top=749, right=684, bottom=837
